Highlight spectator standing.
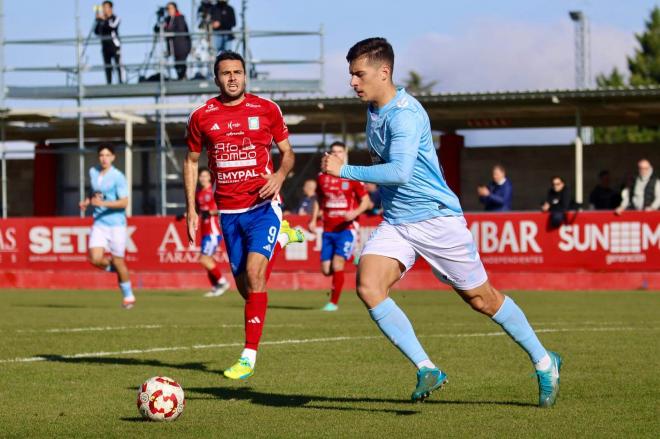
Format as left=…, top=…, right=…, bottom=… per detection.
left=364, top=183, right=383, bottom=216
left=616, top=158, right=660, bottom=214
left=164, top=2, right=192, bottom=80
left=211, top=0, right=236, bottom=54
left=589, top=170, right=621, bottom=210
left=542, top=176, right=572, bottom=228
left=94, top=1, right=123, bottom=84
left=477, top=164, right=513, bottom=212
left=296, top=179, right=318, bottom=215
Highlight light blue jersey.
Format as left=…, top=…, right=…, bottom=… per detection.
left=340, top=88, right=462, bottom=224
left=89, top=165, right=128, bottom=226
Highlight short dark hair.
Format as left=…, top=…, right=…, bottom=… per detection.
left=598, top=170, right=610, bottom=178
left=214, top=51, right=246, bottom=78
left=493, top=164, right=506, bottom=174
left=198, top=167, right=211, bottom=176
left=97, top=144, right=115, bottom=155
left=167, top=2, right=178, bottom=11
left=346, top=37, right=395, bottom=74
left=329, top=141, right=346, bottom=150
left=102, top=1, right=113, bottom=7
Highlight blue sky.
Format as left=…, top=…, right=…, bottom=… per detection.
left=3, top=0, right=660, bottom=147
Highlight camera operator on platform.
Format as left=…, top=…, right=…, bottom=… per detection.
left=162, top=2, right=192, bottom=80
left=94, top=1, right=123, bottom=84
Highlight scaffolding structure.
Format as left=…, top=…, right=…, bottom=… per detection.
left=0, top=0, right=324, bottom=218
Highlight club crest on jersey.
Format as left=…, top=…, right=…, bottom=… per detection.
left=248, top=117, right=260, bottom=130
left=341, top=181, right=349, bottom=190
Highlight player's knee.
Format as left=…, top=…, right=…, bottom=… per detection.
left=245, top=264, right=266, bottom=290
left=356, top=278, right=378, bottom=300
left=466, top=293, right=499, bottom=316
left=88, top=254, right=104, bottom=267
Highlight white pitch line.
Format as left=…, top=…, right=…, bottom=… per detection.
left=12, top=323, right=302, bottom=334
left=0, top=326, right=655, bottom=365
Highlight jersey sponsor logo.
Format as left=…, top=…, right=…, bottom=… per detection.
left=226, top=131, right=245, bottom=136
left=210, top=123, right=220, bottom=131
left=248, top=116, right=260, bottom=130
left=216, top=169, right=259, bottom=184
left=214, top=141, right=258, bottom=168
left=245, top=102, right=261, bottom=108
left=205, top=104, right=218, bottom=112
left=228, top=121, right=241, bottom=130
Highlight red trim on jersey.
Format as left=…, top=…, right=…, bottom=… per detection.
left=186, top=94, right=289, bottom=213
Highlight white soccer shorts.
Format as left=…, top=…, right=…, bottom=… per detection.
left=88, top=224, right=127, bottom=257
left=361, top=215, right=488, bottom=291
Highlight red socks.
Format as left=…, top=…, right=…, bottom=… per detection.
left=207, top=264, right=224, bottom=286
left=330, top=270, right=345, bottom=305
left=265, top=242, right=282, bottom=281
left=244, top=292, right=268, bottom=350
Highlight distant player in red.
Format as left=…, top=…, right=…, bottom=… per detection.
left=196, top=167, right=230, bottom=297
left=184, top=51, right=301, bottom=380
left=309, top=141, right=370, bottom=311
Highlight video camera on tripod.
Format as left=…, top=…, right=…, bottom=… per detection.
left=197, top=0, right=219, bottom=30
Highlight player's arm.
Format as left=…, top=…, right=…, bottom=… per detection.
left=308, top=199, right=320, bottom=231
left=344, top=194, right=371, bottom=222
left=323, top=112, right=418, bottom=185
left=259, top=138, right=294, bottom=199
left=94, top=197, right=128, bottom=209
left=184, top=110, right=204, bottom=244
left=184, top=151, right=200, bottom=244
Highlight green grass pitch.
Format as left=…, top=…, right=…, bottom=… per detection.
left=0, top=288, right=658, bottom=438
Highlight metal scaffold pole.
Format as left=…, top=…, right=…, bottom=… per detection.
left=76, top=0, right=85, bottom=218
left=158, top=23, right=167, bottom=216
left=0, top=0, right=7, bottom=218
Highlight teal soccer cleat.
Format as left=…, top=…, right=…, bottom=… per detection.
left=536, top=351, right=562, bottom=408
left=411, top=367, right=447, bottom=402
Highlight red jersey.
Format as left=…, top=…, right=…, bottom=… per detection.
left=317, top=173, right=367, bottom=232
left=196, top=185, right=221, bottom=236
left=186, top=94, right=289, bottom=213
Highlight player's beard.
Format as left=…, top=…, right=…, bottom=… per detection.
left=221, top=81, right=246, bottom=102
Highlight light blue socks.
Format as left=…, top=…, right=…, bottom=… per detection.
left=492, top=296, right=547, bottom=364
left=369, top=298, right=431, bottom=368
left=119, top=281, right=134, bottom=299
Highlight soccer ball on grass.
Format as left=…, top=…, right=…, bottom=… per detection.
left=137, top=376, right=185, bottom=421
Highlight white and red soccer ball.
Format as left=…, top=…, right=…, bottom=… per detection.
left=137, top=376, right=185, bottom=421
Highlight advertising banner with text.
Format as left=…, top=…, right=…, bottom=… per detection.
left=0, top=211, right=658, bottom=273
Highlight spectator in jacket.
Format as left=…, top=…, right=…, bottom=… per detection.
left=296, top=179, right=318, bottom=215
left=477, top=164, right=513, bottom=211
left=94, top=1, right=123, bottom=84
left=211, top=0, right=236, bottom=54
left=588, top=170, right=621, bottom=210
left=542, top=176, right=572, bottom=228
left=615, top=158, right=660, bottom=214
left=164, top=2, right=192, bottom=80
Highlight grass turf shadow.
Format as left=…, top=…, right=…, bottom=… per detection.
left=36, top=354, right=221, bottom=375
left=186, top=386, right=536, bottom=414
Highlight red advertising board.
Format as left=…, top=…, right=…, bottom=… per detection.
left=0, top=211, right=659, bottom=290
left=0, top=211, right=659, bottom=272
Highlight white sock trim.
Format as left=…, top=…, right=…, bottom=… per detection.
left=241, top=348, right=257, bottom=368
left=534, top=354, right=552, bottom=371
left=416, top=359, right=436, bottom=370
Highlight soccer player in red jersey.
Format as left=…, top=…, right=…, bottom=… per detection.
left=184, top=51, right=299, bottom=380
left=196, top=167, right=230, bottom=297
left=309, top=141, right=370, bottom=311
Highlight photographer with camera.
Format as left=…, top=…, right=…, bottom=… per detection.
left=211, top=0, right=236, bottom=54
left=94, top=1, right=123, bottom=84
left=162, top=2, right=192, bottom=80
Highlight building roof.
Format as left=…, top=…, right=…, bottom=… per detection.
left=2, top=86, right=660, bottom=142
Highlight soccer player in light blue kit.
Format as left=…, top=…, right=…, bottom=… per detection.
left=322, top=38, right=561, bottom=406
left=79, top=144, right=135, bottom=309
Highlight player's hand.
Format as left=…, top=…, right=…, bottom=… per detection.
left=343, top=210, right=358, bottom=222
left=90, top=194, right=105, bottom=207
left=477, top=186, right=490, bottom=197
left=259, top=171, right=285, bottom=199
left=186, top=209, right=199, bottom=245
left=321, top=153, right=343, bottom=177
left=78, top=198, right=90, bottom=210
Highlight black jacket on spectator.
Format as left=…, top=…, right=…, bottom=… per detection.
left=94, top=14, right=121, bottom=50
left=212, top=2, right=236, bottom=38
left=589, top=185, right=621, bottom=210
left=545, top=187, right=572, bottom=228
left=164, top=14, right=192, bottom=59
